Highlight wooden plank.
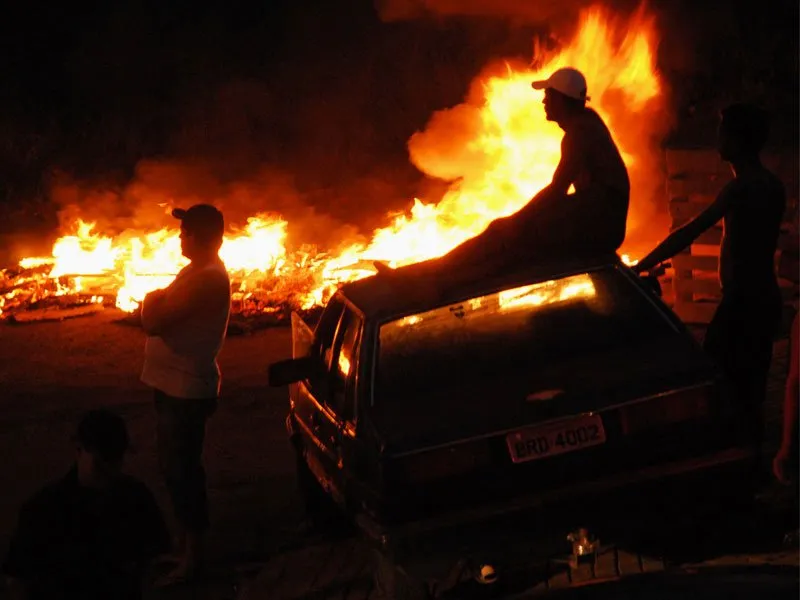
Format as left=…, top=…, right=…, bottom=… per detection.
left=672, top=247, right=694, bottom=304
left=666, top=149, right=797, bottom=178
left=667, top=174, right=729, bottom=198
left=668, top=229, right=724, bottom=247
left=672, top=255, right=718, bottom=272
left=665, top=149, right=725, bottom=176
left=695, top=228, right=723, bottom=245
left=669, top=198, right=720, bottom=222
left=674, top=278, right=722, bottom=298
left=670, top=196, right=797, bottom=223
left=673, top=301, right=718, bottom=324
left=7, top=303, right=105, bottom=323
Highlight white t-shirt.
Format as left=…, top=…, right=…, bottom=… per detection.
left=141, top=259, right=231, bottom=399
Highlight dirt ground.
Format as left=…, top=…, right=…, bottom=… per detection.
left=0, top=308, right=795, bottom=599
left=0, top=308, right=302, bottom=598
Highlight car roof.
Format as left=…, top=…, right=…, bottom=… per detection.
left=338, top=251, right=624, bottom=321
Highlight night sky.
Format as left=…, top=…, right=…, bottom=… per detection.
left=0, top=0, right=796, bottom=238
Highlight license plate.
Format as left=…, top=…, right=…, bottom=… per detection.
left=506, top=414, right=606, bottom=464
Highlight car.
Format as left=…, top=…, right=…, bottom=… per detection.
left=267, top=251, right=758, bottom=598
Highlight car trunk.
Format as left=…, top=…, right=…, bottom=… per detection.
left=369, top=333, right=743, bottom=524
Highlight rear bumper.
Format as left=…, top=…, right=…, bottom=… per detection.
left=358, top=446, right=755, bottom=578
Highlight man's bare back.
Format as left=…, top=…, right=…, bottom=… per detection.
left=718, top=165, right=785, bottom=299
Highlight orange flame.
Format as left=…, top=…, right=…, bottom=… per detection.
left=3, top=4, right=661, bottom=318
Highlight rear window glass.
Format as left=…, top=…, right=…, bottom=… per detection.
left=376, top=268, right=677, bottom=407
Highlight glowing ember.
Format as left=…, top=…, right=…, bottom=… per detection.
left=2, top=4, right=661, bottom=319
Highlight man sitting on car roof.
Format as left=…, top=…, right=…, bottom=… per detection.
left=380, top=67, right=630, bottom=280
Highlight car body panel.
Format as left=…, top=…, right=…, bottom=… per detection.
left=274, top=254, right=755, bottom=583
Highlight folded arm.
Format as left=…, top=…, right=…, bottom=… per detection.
left=141, top=269, right=229, bottom=336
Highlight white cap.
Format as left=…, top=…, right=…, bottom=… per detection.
left=531, top=67, right=590, bottom=101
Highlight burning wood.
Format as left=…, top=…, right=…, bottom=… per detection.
left=1, top=5, right=663, bottom=324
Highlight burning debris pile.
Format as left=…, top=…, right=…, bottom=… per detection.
left=0, top=216, right=376, bottom=324
left=0, top=261, right=111, bottom=323
left=1, top=4, right=665, bottom=325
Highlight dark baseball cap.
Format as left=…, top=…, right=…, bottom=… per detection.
left=73, top=409, right=130, bottom=463
left=172, top=203, right=225, bottom=240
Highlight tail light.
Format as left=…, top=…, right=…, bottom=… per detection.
left=395, top=441, right=492, bottom=484
left=620, top=386, right=710, bottom=435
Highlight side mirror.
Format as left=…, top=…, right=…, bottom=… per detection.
left=267, top=357, right=314, bottom=387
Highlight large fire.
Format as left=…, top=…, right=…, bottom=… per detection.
left=1, top=4, right=662, bottom=320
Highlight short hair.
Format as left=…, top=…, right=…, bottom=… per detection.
left=720, top=103, right=770, bottom=152
left=74, top=409, right=129, bottom=463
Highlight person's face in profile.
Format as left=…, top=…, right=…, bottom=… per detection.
left=717, top=119, right=741, bottom=162
left=180, top=225, right=198, bottom=260
left=543, top=88, right=568, bottom=124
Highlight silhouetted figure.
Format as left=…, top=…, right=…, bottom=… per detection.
left=140, top=204, right=231, bottom=586
left=774, top=224, right=798, bottom=536
left=2, top=409, right=169, bottom=600
left=408, top=67, right=630, bottom=280
left=636, top=103, right=787, bottom=472
left=774, top=312, right=799, bottom=485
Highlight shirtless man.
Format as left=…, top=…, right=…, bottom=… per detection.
left=384, top=67, right=630, bottom=282
left=635, top=103, right=786, bottom=470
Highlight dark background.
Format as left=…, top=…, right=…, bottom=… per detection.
left=0, top=0, right=796, bottom=240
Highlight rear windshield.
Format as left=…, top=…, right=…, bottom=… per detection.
left=376, top=268, right=678, bottom=408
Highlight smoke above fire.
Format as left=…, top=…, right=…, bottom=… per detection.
left=375, top=0, right=638, bottom=27
left=402, top=3, right=671, bottom=254
left=3, top=3, right=670, bottom=319
left=48, top=163, right=365, bottom=256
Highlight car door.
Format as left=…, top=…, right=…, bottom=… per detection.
left=291, top=296, right=347, bottom=501
left=325, top=305, right=363, bottom=499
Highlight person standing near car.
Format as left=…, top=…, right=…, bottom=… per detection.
left=635, top=103, right=786, bottom=472
left=140, top=204, right=231, bottom=586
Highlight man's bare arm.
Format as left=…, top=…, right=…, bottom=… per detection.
left=548, top=135, right=579, bottom=196
left=141, top=271, right=228, bottom=336
left=635, top=186, right=735, bottom=273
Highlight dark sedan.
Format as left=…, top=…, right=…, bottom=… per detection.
left=268, top=252, right=758, bottom=598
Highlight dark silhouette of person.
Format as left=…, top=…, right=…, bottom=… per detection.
left=140, top=204, right=231, bottom=586
left=380, top=67, right=630, bottom=282
left=635, top=103, right=787, bottom=473
left=774, top=221, right=798, bottom=540
left=2, top=409, right=170, bottom=600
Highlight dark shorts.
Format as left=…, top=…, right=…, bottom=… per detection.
left=703, top=294, right=781, bottom=453
left=154, top=390, right=217, bottom=533
left=438, top=186, right=629, bottom=274
left=512, top=185, right=629, bottom=256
